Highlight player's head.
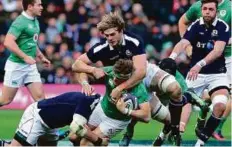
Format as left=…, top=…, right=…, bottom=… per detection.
left=22, top=0, right=43, bottom=16
left=113, top=59, right=133, bottom=85
left=201, top=0, right=218, bottom=24
left=97, top=11, right=125, bottom=47
left=159, top=58, right=177, bottom=76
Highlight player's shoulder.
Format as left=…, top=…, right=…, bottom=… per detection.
left=216, top=18, right=230, bottom=31
left=11, top=15, right=24, bottom=24
left=89, top=39, right=109, bottom=54
left=187, top=18, right=201, bottom=30
left=123, top=31, right=144, bottom=47
left=190, top=1, right=202, bottom=10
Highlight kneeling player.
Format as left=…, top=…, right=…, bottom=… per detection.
left=0, top=92, right=108, bottom=146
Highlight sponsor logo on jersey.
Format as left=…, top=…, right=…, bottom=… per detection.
left=219, top=10, right=226, bottom=17
left=33, top=34, right=38, bottom=42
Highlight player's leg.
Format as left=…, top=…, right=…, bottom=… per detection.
left=195, top=74, right=229, bottom=146
left=213, top=96, right=231, bottom=140
left=26, top=82, right=45, bottom=101
left=179, top=103, right=192, bottom=133
left=119, top=118, right=137, bottom=146
left=81, top=114, right=130, bottom=146
left=0, top=61, right=26, bottom=106
left=0, top=86, right=18, bottom=106
left=151, top=94, right=171, bottom=146
left=24, top=66, right=45, bottom=101
left=37, top=129, right=59, bottom=146
left=10, top=103, right=47, bottom=146
left=213, top=59, right=231, bottom=140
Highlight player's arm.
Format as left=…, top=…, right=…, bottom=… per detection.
left=169, top=39, right=191, bottom=60
left=178, top=13, right=190, bottom=38
left=117, top=99, right=151, bottom=123
left=199, top=41, right=226, bottom=66
left=124, top=54, right=147, bottom=89
left=72, top=53, right=96, bottom=74
left=4, top=34, right=28, bottom=60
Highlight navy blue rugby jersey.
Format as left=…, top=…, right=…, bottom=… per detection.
left=37, top=92, right=100, bottom=129
left=87, top=31, right=145, bottom=66
left=183, top=17, right=230, bottom=74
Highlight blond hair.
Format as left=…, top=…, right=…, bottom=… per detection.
left=97, top=11, right=125, bottom=33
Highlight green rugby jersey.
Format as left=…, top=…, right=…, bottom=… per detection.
left=101, top=66, right=149, bottom=121
left=185, top=0, right=231, bottom=57
left=7, top=12, right=40, bottom=63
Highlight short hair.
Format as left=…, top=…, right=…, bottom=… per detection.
left=113, top=59, right=133, bottom=78
left=22, top=0, right=36, bottom=10
left=201, top=0, right=218, bottom=8
left=97, top=11, right=125, bottom=33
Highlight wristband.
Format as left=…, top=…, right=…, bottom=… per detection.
left=169, top=52, right=178, bottom=60
left=196, top=59, right=206, bottom=68
left=81, top=81, right=89, bottom=86
left=93, top=137, right=103, bottom=146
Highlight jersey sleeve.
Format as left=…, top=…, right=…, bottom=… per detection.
left=130, top=38, right=145, bottom=56
left=7, top=18, right=24, bottom=39
left=103, top=66, right=113, bottom=75
left=86, top=42, right=105, bottom=63
left=183, top=22, right=197, bottom=43
left=217, top=23, right=230, bottom=43
left=185, top=1, right=201, bottom=22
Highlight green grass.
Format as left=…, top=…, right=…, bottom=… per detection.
left=0, top=110, right=231, bottom=141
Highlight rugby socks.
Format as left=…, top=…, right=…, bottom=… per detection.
left=215, top=117, right=226, bottom=132
left=125, top=119, right=137, bottom=137
left=169, top=99, right=183, bottom=127
left=197, top=114, right=221, bottom=142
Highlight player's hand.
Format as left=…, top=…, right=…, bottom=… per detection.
left=101, top=137, right=109, bottom=146
left=81, top=82, right=95, bottom=96
left=187, top=64, right=201, bottom=81
left=41, top=57, right=51, bottom=67
left=92, top=67, right=105, bottom=79
left=116, top=98, right=126, bottom=114
left=111, top=86, right=123, bottom=102
left=23, top=56, right=36, bottom=65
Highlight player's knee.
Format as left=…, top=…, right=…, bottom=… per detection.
left=167, top=82, right=182, bottom=101
left=212, top=95, right=228, bottom=117
left=70, top=114, right=87, bottom=137
left=33, top=92, right=45, bottom=101
left=0, top=97, right=13, bottom=106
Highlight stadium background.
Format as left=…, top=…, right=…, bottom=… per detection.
left=0, top=0, right=231, bottom=146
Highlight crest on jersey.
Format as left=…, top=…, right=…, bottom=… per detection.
left=126, top=49, right=132, bottom=57
left=219, top=10, right=226, bottom=17
left=33, top=34, right=38, bottom=42
left=211, top=30, right=218, bottom=37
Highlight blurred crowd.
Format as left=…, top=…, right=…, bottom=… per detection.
left=0, top=0, right=197, bottom=84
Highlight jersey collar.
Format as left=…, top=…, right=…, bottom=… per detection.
left=199, top=17, right=218, bottom=26
left=22, top=11, right=35, bottom=20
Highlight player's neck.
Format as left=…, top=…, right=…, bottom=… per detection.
left=24, top=10, right=36, bottom=19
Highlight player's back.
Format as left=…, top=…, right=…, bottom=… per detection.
left=37, top=92, right=100, bottom=129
